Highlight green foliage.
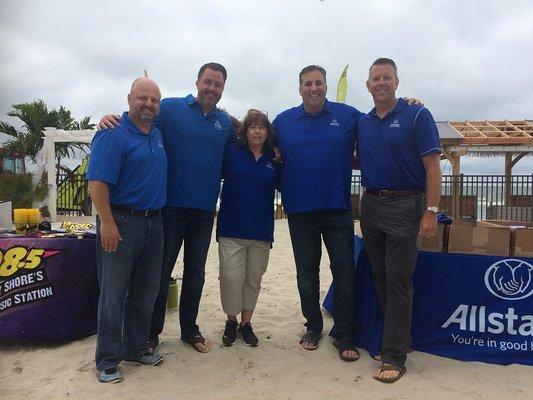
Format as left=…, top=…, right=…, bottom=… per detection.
left=0, top=99, right=95, bottom=162
left=0, top=173, right=47, bottom=208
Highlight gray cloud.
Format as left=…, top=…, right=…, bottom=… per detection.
left=1, top=0, right=532, bottom=173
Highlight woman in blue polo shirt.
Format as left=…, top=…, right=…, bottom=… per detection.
left=217, top=109, right=280, bottom=347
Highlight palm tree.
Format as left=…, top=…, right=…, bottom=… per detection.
left=0, top=99, right=95, bottom=163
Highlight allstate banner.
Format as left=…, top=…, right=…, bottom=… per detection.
left=324, top=236, right=533, bottom=366
left=413, top=252, right=533, bottom=365
left=0, top=237, right=98, bottom=342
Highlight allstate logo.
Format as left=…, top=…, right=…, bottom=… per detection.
left=484, top=259, right=533, bottom=300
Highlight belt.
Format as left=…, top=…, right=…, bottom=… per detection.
left=111, top=205, right=161, bottom=217
left=364, top=188, right=422, bottom=199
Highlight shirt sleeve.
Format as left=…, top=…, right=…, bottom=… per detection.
left=221, top=143, right=230, bottom=180
left=86, top=130, right=124, bottom=184
left=274, top=162, right=282, bottom=192
left=271, top=116, right=279, bottom=147
left=413, top=107, right=441, bottom=157
left=153, top=99, right=166, bottom=133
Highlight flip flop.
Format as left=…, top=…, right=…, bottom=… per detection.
left=372, top=347, right=412, bottom=361
left=374, top=363, right=406, bottom=383
left=299, top=331, right=322, bottom=350
left=182, top=334, right=210, bottom=353
left=332, top=337, right=360, bottom=362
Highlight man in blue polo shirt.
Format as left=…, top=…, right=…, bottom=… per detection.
left=99, top=63, right=234, bottom=353
left=273, top=65, right=360, bottom=362
left=88, top=77, right=167, bottom=383
left=358, top=58, right=441, bottom=383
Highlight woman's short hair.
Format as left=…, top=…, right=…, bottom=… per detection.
left=237, top=109, right=275, bottom=152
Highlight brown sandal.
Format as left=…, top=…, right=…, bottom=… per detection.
left=333, top=337, right=360, bottom=362
left=374, top=364, right=406, bottom=383
left=299, top=331, right=322, bottom=350
left=182, top=334, right=210, bottom=353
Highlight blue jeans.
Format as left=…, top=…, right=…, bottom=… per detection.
left=287, top=209, right=357, bottom=338
left=149, top=207, right=215, bottom=342
left=95, top=210, right=163, bottom=372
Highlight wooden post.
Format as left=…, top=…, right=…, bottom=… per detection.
left=505, top=152, right=528, bottom=206
left=442, top=148, right=461, bottom=219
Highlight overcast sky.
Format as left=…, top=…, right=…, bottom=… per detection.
left=1, top=0, right=532, bottom=174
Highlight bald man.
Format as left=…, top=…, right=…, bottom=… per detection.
left=87, top=78, right=167, bottom=383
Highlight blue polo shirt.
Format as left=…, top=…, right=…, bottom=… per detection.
left=358, top=98, right=441, bottom=191
left=87, top=112, right=167, bottom=210
left=154, top=94, right=234, bottom=211
left=273, top=99, right=361, bottom=214
left=216, top=142, right=280, bottom=242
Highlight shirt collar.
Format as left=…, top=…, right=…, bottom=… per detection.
left=121, top=112, right=153, bottom=136
left=186, top=93, right=219, bottom=117
left=296, top=98, right=332, bottom=119
left=368, top=97, right=407, bottom=119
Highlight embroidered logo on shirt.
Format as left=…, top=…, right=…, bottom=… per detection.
left=265, top=162, right=274, bottom=170
left=158, top=141, right=164, bottom=149
left=389, top=119, right=400, bottom=128
left=330, top=119, right=340, bottom=127
left=214, top=120, right=223, bottom=131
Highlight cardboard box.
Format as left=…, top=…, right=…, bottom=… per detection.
left=514, top=228, right=533, bottom=257
left=448, top=219, right=512, bottom=256
left=417, top=224, right=448, bottom=252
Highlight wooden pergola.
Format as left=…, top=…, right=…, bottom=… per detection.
left=438, top=120, right=533, bottom=218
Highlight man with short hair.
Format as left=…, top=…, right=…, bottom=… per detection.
left=99, top=63, right=234, bottom=353
left=273, top=65, right=361, bottom=361
left=358, top=58, right=441, bottom=383
left=88, top=77, right=167, bottom=383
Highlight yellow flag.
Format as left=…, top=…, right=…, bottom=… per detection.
left=336, top=64, right=349, bottom=103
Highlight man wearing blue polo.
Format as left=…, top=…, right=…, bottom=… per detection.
left=358, top=58, right=441, bottom=383
left=88, top=77, right=167, bottom=383
left=99, top=63, right=234, bottom=353
left=273, top=65, right=360, bottom=362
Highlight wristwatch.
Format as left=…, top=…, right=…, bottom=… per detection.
left=426, top=206, right=438, bottom=213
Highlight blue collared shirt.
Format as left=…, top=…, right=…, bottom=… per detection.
left=358, top=98, right=441, bottom=191
left=87, top=112, right=167, bottom=210
left=273, top=99, right=361, bottom=213
left=154, top=94, right=235, bottom=211
left=216, top=142, right=280, bottom=242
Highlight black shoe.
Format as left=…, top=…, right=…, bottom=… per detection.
left=239, top=322, right=258, bottom=347
left=222, top=320, right=239, bottom=346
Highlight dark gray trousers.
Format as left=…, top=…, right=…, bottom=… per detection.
left=360, top=192, right=424, bottom=368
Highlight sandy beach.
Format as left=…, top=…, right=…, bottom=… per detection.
left=1, top=219, right=531, bottom=400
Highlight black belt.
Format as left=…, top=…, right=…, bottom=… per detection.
left=365, top=188, right=422, bottom=199
left=111, top=205, right=161, bottom=217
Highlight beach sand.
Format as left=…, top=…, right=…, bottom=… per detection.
left=1, top=220, right=531, bottom=400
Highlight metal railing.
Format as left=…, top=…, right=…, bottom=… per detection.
left=58, top=172, right=532, bottom=222
left=55, top=171, right=91, bottom=217
left=275, top=174, right=533, bottom=222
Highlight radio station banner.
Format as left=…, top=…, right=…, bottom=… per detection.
left=0, top=237, right=98, bottom=342
left=324, top=236, right=533, bottom=366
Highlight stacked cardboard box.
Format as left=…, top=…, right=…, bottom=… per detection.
left=447, top=220, right=512, bottom=256
left=357, top=218, right=531, bottom=257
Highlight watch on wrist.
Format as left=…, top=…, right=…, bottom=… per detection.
left=426, top=206, right=438, bottom=214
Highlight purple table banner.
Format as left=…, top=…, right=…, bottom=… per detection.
left=0, top=236, right=98, bottom=342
